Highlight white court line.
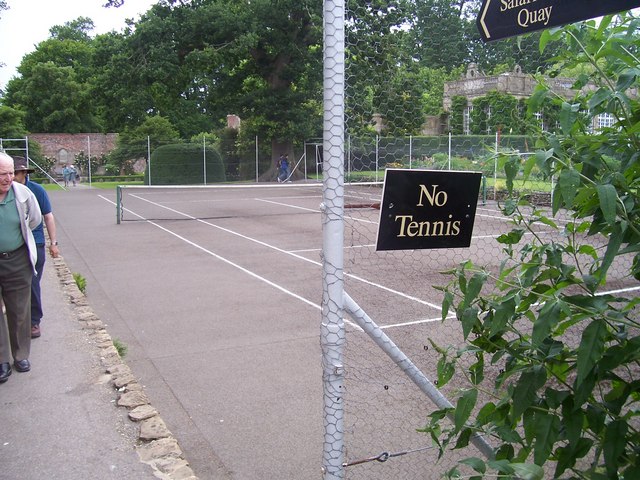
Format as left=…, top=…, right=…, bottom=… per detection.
left=597, top=285, right=640, bottom=296
left=122, top=193, right=444, bottom=312
left=256, top=198, right=319, bottom=213
left=256, top=197, right=378, bottom=225
left=107, top=192, right=640, bottom=331
left=97, top=195, right=365, bottom=329
left=380, top=315, right=456, bottom=329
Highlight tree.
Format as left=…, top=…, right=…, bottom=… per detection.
left=107, top=114, right=179, bottom=174
left=182, top=0, right=323, bottom=166
left=408, top=0, right=479, bottom=69
left=5, top=62, right=100, bottom=133
left=49, top=17, right=95, bottom=42
left=3, top=18, right=101, bottom=132
left=0, top=105, right=27, bottom=138
left=425, top=13, right=640, bottom=479
left=95, top=0, right=323, bottom=169
left=345, top=0, right=413, bottom=135
left=89, top=29, right=160, bottom=132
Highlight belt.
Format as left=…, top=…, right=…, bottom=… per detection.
left=0, top=245, right=25, bottom=259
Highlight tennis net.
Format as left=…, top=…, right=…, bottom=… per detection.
left=115, top=182, right=385, bottom=223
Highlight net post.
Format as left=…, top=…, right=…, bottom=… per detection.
left=482, top=175, right=487, bottom=206
left=116, top=185, right=122, bottom=224
left=321, top=0, right=346, bottom=477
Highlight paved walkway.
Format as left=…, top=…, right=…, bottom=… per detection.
left=0, top=253, right=197, bottom=479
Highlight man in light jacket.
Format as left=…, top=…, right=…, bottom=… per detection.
left=0, top=151, right=42, bottom=383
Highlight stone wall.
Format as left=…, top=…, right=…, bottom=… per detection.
left=29, top=133, right=118, bottom=173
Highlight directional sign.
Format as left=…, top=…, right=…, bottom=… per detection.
left=376, top=170, right=482, bottom=251
left=477, top=0, right=640, bottom=42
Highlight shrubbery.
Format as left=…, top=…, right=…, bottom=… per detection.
left=144, top=143, right=226, bottom=185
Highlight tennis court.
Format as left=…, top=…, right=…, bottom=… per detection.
left=50, top=182, right=637, bottom=479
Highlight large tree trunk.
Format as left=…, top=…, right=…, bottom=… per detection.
left=258, top=139, right=305, bottom=182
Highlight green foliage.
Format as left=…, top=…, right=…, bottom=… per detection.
left=144, top=143, right=226, bottom=185
left=430, top=14, right=640, bottom=479
left=73, top=273, right=86, bottom=294
left=74, top=151, right=105, bottom=177
left=216, top=127, right=243, bottom=182
left=112, top=338, right=128, bottom=358
left=471, top=92, right=525, bottom=135
left=449, top=96, right=468, bottom=134
left=107, top=115, right=180, bottom=174
left=0, top=106, right=27, bottom=138
left=5, top=61, right=100, bottom=133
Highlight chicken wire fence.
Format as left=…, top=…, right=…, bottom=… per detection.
left=320, top=1, right=637, bottom=480
left=320, top=1, right=497, bottom=477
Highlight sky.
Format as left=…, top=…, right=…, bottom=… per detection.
left=0, top=0, right=158, bottom=90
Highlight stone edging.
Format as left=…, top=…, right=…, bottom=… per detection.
left=52, top=256, right=199, bottom=480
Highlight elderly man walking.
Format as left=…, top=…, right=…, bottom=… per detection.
left=13, top=157, right=60, bottom=338
left=0, top=151, right=42, bottom=383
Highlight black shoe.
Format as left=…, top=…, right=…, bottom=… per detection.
left=14, top=359, right=30, bottom=372
left=0, top=362, right=11, bottom=382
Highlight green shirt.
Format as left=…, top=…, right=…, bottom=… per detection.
left=0, top=188, right=25, bottom=252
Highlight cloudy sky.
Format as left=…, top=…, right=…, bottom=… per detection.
left=0, top=0, right=157, bottom=89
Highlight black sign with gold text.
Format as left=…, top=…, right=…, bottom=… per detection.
left=477, top=0, right=640, bottom=42
left=376, top=170, right=482, bottom=251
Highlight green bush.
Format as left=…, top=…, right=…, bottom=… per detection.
left=144, top=143, right=226, bottom=185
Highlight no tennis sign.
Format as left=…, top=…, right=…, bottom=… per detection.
left=376, top=170, right=482, bottom=251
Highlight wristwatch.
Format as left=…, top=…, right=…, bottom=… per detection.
left=51, top=241, right=58, bottom=246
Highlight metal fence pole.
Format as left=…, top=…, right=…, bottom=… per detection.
left=321, top=0, right=346, bottom=477
left=342, top=292, right=495, bottom=461
left=255, top=136, right=259, bottom=183
left=448, top=131, right=452, bottom=170
left=116, top=185, right=122, bottom=224
left=147, top=136, right=152, bottom=186
left=375, top=134, right=379, bottom=182
left=409, top=135, right=413, bottom=169
left=203, top=136, right=207, bottom=185
left=87, top=135, right=92, bottom=187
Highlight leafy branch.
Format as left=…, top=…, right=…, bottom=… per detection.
left=427, top=13, right=640, bottom=480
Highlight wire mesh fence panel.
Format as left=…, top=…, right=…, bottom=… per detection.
left=317, top=2, right=640, bottom=479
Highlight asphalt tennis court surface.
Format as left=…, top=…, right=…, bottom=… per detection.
left=49, top=183, right=637, bottom=479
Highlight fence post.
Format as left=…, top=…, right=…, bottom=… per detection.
left=116, top=186, right=122, bottom=224
left=203, top=136, right=207, bottom=185
left=322, top=0, right=346, bottom=477
left=375, top=135, right=379, bottom=182
left=87, top=135, right=92, bottom=187
left=147, top=136, right=152, bottom=186
left=448, top=131, right=452, bottom=170
left=409, top=135, right=413, bottom=169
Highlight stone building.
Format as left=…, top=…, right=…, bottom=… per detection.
left=441, top=64, right=610, bottom=134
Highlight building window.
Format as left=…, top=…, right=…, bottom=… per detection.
left=463, top=106, right=472, bottom=135
left=485, top=106, right=492, bottom=134
left=534, top=111, right=545, bottom=131
left=596, top=113, right=615, bottom=130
